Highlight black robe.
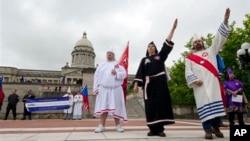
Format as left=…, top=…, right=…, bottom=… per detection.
left=133, top=40, right=175, bottom=126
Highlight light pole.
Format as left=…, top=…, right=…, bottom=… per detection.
left=237, top=42, right=250, bottom=83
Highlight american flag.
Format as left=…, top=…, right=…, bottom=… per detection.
left=81, top=85, right=90, bottom=112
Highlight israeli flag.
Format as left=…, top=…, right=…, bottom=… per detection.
left=25, top=97, right=70, bottom=112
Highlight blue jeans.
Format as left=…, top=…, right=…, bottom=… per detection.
left=202, top=117, right=222, bottom=132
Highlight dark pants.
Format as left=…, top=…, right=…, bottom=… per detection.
left=148, top=123, right=164, bottom=134
left=0, top=102, right=2, bottom=111
left=202, top=117, right=222, bottom=132
left=228, top=112, right=244, bottom=125
left=4, top=104, right=17, bottom=120
left=22, top=104, right=32, bottom=120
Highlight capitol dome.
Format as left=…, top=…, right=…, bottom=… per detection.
left=75, top=32, right=93, bottom=48
left=71, top=31, right=95, bottom=68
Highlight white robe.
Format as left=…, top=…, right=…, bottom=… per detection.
left=63, top=94, right=73, bottom=114
left=93, top=60, right=128, bottom=121
left=73, top=94, right=83, bottom=116
left=185, top=23, right=230, bottom=123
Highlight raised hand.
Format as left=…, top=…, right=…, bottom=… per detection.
left=167, top=18, right=178, bottom=41
left=224, top=8, right=230, bottom=25
left=173, top=18, right=178, bottom=30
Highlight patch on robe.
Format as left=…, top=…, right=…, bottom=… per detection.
left=145, top=58, right=151, bottom=65
left=202, top=52, right=208, bottom=57
left=154, top=55, right=160, bottom=60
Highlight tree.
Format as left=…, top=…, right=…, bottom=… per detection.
left=168, top=59, right=195, bottom=105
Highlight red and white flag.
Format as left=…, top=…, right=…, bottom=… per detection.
left=81, top=85, right=90, bottom=112
left=118, top=41, right=129, bottom=104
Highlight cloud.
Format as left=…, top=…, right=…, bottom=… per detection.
left=0, top=0, right=249, bottom=74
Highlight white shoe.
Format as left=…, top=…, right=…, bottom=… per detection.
left=95, top=124, right=105, bottom=133
left=116, top=124, right=124, bottom=132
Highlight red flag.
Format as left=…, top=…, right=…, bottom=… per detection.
left=118, top=41, right=129, bottom=104
left=81, top=85, right=90, bottom=112
left=0, top=75, right=5, bottom=111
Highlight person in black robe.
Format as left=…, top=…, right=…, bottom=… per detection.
left=133, top=19, right=177, bottom=137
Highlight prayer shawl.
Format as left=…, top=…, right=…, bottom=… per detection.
left=185, top=23, right=230, bottom=123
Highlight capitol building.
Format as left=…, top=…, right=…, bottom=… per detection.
left=0, top=32, right=133, bottom=94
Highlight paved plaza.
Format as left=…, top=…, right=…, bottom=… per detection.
left=0, top=118, right=235, bottom=141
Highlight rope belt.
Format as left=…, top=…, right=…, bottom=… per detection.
left=144, top=71, right=165, bottom=100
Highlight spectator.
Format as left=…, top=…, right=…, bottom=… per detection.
left=4, top=89, right=19, bottom=120
left=21, top=90, right=35, bottom=120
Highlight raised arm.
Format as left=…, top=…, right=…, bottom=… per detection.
left=224, top=8, right=230, bottom=27
left=166, top=18, right=178, bottom=42
left=210, top=8, right=231, bottom=54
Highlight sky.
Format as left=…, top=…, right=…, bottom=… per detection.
left=0, top=0, right=249, bottom=74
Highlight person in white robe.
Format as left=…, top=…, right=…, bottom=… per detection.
left=63, top=89, right=73, bottom=120
left=93, top=47, right=128, bottom=133
left=72, top=91, right=83, bottom=120
left=185, top=8, right=231, bottom=140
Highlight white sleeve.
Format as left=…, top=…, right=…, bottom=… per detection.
left=115, top=65, right=127, bottom=80
left=93, top=64, right=100, bottom=95
left=185, top=58, right=199, bottom=88
left=210, top=22, right=231, bottom=54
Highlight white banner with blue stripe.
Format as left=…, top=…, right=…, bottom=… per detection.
left=25, top=97, right=70, bottom=112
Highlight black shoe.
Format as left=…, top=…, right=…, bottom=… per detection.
left=147, top=131, right=157, bottom=136
left=158, top=132, right=166, bottom=137
left=3, top=118, right=7, bottom=120
left=21, top=118, right=26, bottom=120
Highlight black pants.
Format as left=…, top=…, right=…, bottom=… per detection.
left=22, top=104, right=31, bottom=119
left=0, top=102, right=2, bottom=111
left=4, top=104, right=17, bottom=120
left=228, top=112, right=245, bottom=125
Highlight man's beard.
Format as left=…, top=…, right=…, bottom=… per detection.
left=194, top=44, right=204, bottom=51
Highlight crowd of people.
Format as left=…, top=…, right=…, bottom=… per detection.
left=1, top=7, right=249, bottom=140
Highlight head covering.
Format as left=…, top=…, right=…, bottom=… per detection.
left=192, top=34, right=201, bottom=43
left=106, top=47, right=115, bottom=54
left=146, top=41, right=158, bottom=56
left=192, top=34, right=206, bottom=51
left=67, top=87, right=71, bottom=93
left=227, top=68, right=234, bottom=75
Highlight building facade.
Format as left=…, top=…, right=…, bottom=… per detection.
left=0, top=32, right=96, bottom=88
left=0, top=31, right=134, bottom=94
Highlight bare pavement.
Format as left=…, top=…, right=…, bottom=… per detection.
left=0, top=118, right=243, bottom=141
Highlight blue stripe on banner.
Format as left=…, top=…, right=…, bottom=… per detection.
left=26, top=97, right=69, bottom=103
left=28, top=105, right=70, bottom=112
left=26, top=97, right=70, bottom=112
